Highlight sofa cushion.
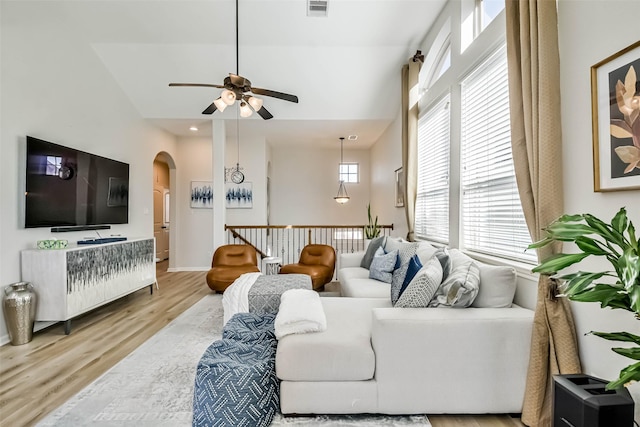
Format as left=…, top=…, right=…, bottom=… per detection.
left=448, top=249, right=517, bottom=308
left=276, top=298, right=391, bottom=381
left=341, top=277, right=391, bottom=298
left=395, top=257, right=443, bottom=308
left=369, top=247, right=397, bottom=283
left=360, top=236, right=386, bottom=269
left=339, top=266, right=370, bottom=283
left=429, top=260, right=480, bottom=308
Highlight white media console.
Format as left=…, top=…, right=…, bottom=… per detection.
left=21, top=237, right=156, bottom=334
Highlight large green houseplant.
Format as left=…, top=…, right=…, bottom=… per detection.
left=530, top=207, right=639, bottom=389
left=364, top=204, right=380, bottom=239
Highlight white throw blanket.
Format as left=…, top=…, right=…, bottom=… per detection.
left=222, top=272, right=261, bottom=325
left=274, top=289, right=327, bottom=340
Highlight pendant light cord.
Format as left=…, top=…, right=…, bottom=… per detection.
left=235, top=0, right=239, bottom=75
left=235, top=0, right=240, bottom=169
left=236, top=106, right=240, bottom=168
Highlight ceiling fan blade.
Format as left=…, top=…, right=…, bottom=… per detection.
left=169, top=83, right=225, bottom=89
left=256, top=106, right=274, bottom=120
left=251, top=87, right=299, bottom=103
left=202, top=101, right=218, bottom=115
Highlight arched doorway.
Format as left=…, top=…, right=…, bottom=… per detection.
left=153, top=152, right=176, bottom=272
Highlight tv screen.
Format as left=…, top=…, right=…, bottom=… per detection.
left=25, top=136, right=129, bottom=228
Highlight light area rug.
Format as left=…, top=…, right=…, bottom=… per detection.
left=38, top=294, right=431, bottom=427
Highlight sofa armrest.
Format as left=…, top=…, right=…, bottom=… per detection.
left=339, top=251, right=365, bottom=269
left=371, top=306, right=533, bottom=414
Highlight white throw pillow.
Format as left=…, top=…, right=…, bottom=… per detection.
left=472, top=263, right=517, bottom=308
left=448, top=249, right=517, bottom=308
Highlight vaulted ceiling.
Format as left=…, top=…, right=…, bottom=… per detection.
left=20, top=0, right=447, bottom=148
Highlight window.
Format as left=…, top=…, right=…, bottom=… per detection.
left=461, top=0, right=505, bottom=52
left=479, top=0, right=504, bottom=31
left=416, top=95, right=450, bottom=243
left=460, top=46, right=533, bottom=262
left=339, top=163, right=359, bottom=183
left=45, top=156, right=62, bottom=176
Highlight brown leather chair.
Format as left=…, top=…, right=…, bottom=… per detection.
left=206, top=245, right=260, bottom=292
left=279, top=244, right=336, bottom=291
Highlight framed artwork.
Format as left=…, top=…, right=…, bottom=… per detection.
left=190, top=181, right=213, bottom=208
left=226, top=182, right=253, bottom=209
left=394, top=167, right=405, bottom=207
left=591, top=40, right=640, bottom=192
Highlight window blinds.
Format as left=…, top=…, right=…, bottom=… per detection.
left=416, top=95, right=450, bottom=243
left=460, top=46, right=534, bottom=262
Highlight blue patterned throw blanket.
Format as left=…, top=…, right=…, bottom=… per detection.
left=192, top=312, right=278, bottom=427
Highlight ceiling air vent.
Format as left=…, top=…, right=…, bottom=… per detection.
left=307, top=0, right=328, bottom=17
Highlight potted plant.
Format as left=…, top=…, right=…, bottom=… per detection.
left=529, top=207, right=639, bottom=390
left=364, top=204, right=381, bottom=240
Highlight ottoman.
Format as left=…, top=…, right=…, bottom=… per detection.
left=193, top=313, right=278, bottom=427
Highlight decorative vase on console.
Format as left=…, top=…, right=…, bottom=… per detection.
left=3, top=282, right=37, bottom=345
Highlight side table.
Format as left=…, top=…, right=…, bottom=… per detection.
left=263, top=257, right=282, bottom=275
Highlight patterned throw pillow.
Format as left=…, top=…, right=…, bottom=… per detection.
left=402, top=255, right=423, bottom=291
left=429, top=260, right=480, bottom=308
left=385, top=239, right=420, bottom=304
left=395, top=257, right=443, bottom=308
left=360, top=236, right=387, bottom=269
left=369, top=247, right=398, bottom=283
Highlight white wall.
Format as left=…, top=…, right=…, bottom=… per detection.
left=225, top=136, right=268, bottom=226
left=0, top=1, right=179, bottom=343
left=370, top=110, right=408, bottom=239
left=172, top=136, right=214, bottom=270
left=269, top=145, right=371, bottom=225
left=558, top=0, right=640, bottom=416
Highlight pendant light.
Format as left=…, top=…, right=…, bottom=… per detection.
left=334, top=137, right=350, bottom=204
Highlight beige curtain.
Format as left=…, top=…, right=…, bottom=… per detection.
left=505, top=1, right=582, bottom=425
left=401, top=56, right=421, bottom=241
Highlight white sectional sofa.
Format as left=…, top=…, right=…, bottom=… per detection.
left=276, top=240, right=535, bottom=415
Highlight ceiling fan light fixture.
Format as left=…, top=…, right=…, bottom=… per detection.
left=239, top=101, right=253, bottom=117
left=247, top=96, right=263, bottom=111
left=221, top=89, right=236, bottom=105
left=213, top=97, right=228, bottom=112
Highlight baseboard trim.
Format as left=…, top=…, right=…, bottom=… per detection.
left=166, top=267, right=209, bottom=272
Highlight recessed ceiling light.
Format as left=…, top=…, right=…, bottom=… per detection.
left=189, top=126, right=198, bottom=132
left=347, top=135, right=358, bottom=141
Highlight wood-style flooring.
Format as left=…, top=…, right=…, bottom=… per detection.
left=0, top=262, right=524, bottom=427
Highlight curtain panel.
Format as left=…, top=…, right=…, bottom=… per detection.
left=402, top=57, right=422, bottom=241
left=505, top=0, right=582, bottom=425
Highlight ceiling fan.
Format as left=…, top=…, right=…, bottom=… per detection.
left=168, top=0, right=298, bottom=120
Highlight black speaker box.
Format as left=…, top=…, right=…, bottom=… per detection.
left=553, top=374, right=635, bottom=427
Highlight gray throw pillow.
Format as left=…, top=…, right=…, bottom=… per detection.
left=433, top=247, right=451, bottom=281
left=429, top=260, right=480, bottom=308
left=360, top=236, right=387, bottom=269
left=395, top=257, right=443, bottom=308
left=369, top=247, right=398, bottom=283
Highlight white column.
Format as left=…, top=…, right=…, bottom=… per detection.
left=212, top=120, right=226, bottom=250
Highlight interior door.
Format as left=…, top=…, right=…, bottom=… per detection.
left=153, top=185, right=168, bottom=261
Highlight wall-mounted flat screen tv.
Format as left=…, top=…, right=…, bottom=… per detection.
left=25, top=136, right=129, bottom=228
